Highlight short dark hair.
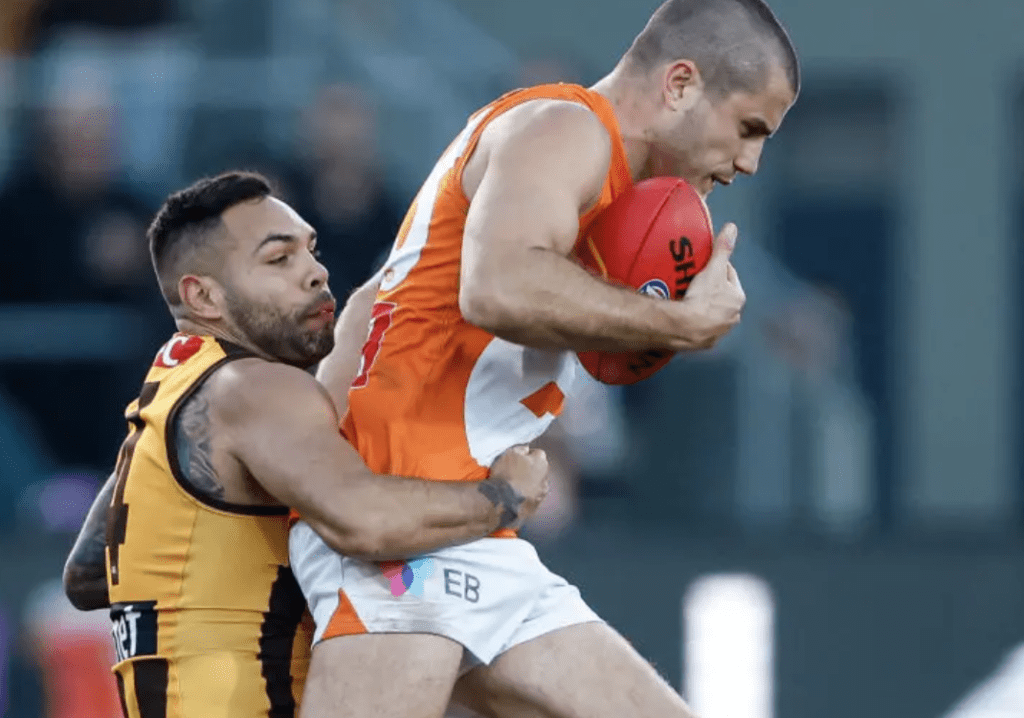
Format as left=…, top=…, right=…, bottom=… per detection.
left=148, top=171, right=273, bottom=307
left=624, top=0, right=799, bottom=98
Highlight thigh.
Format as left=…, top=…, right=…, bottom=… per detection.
left=453, top=622, right=697, bottom=718
left=301, top=632, right=463, bottom=718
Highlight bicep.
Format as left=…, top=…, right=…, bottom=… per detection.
left=229, top=383, right=361, bottom=513
left=218, top=365, right=386, bottom=547
left=461, top=106, right=610, bottom=288
left=461, top=167, right=580, bottom=299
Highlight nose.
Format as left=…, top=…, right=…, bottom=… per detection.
left=734, top=140, right=764, bottom=176
left=306, top=254, right=329, bottom=291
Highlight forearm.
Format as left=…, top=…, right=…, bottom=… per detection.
left=299, top=473, right=516, bottom=560
left=464, top=248, right=686, bottom=352
left=63, top=473, right=114, bottom=611
left=234, top=364, right=527, bottom=561
left=317, top=270, right=383, bottom=414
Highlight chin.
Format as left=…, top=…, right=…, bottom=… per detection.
left=304, top=334, right=336, bottom=366
left=267, top=334, right=335, bottom=369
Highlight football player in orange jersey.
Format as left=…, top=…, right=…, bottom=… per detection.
left=300, top=1, right=799, bottom=717
left=62, top=172, right=549, bottom=718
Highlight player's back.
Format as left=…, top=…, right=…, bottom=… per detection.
left=343, top=84, right=632, bottom=514
left=107, top=334, right=312, bottom=718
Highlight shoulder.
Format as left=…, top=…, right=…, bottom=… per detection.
left=476, top=99, right=613, bottom=206
left=205, top=358, right=338, bottom=425
left=487, top=98, right=611, bottom=160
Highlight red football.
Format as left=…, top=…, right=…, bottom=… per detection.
left=574, top=177, right=714, bottom=385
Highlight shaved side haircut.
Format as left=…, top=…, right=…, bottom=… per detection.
left=148, top=172, right=273, bottom=309
left=624, top=0, right=799, bottom=97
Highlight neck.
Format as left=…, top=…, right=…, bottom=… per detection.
left=590, top=66, right=657, bottom=182
left=174, top=316, right=275, bottom=362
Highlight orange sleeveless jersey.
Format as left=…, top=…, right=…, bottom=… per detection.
left=342, top=84, right=632, bottom=533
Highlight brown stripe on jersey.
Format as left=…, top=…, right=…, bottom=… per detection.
left=133, top=658, right=169, bottom=718
left=259, top=566, right=307, bottom=717
left=214, top=337, right=258, bottom=359
left=108, top=381, right=160, bottom=585
left=115, top=670, right=130, bottom=718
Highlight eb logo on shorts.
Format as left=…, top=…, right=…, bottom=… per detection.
left=380, top=558, right=435, bottom=597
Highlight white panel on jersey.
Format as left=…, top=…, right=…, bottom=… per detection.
left=464, top=338, right=577, bottom=467
left=380, top=110, right=493, bottom=293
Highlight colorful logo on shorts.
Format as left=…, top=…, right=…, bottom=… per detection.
left=638, top=279, right=670, bottom=299
left=380, top=558, right=435, bottom=597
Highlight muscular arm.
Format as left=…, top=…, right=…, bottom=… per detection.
left=316, top=269, right=383, bottom=415
left=216, top=361, right=526, bottom=560
left=63, top=472, right=114, bottom=611
left=460, top=101, right=705, bottom=353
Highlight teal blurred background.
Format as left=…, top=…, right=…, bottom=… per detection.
left=0, top=1, right=1021, bottom=716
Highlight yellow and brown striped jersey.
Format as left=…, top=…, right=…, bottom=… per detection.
left=106, top=333, right=313, bottom=718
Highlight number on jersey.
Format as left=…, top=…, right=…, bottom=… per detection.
left=107, top=381, right=159, bottom=585
left=352, top=302, right=396, bottom=389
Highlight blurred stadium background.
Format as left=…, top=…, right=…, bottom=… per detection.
left=0, top=0, right=1022, bottom=716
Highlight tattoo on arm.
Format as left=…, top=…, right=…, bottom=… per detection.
left=478, top=477, right=525, bottom=530
left=175, top=387, right=226, bottom=501
left=64, top=472, right=116, bottom=610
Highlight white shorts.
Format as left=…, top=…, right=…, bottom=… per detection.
left=289, top=521, right=602, bottom=666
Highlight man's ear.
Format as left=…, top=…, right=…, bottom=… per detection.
left=663, top=59, right=704, bottom=112
left=179, top=275, right=225, bottom=320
